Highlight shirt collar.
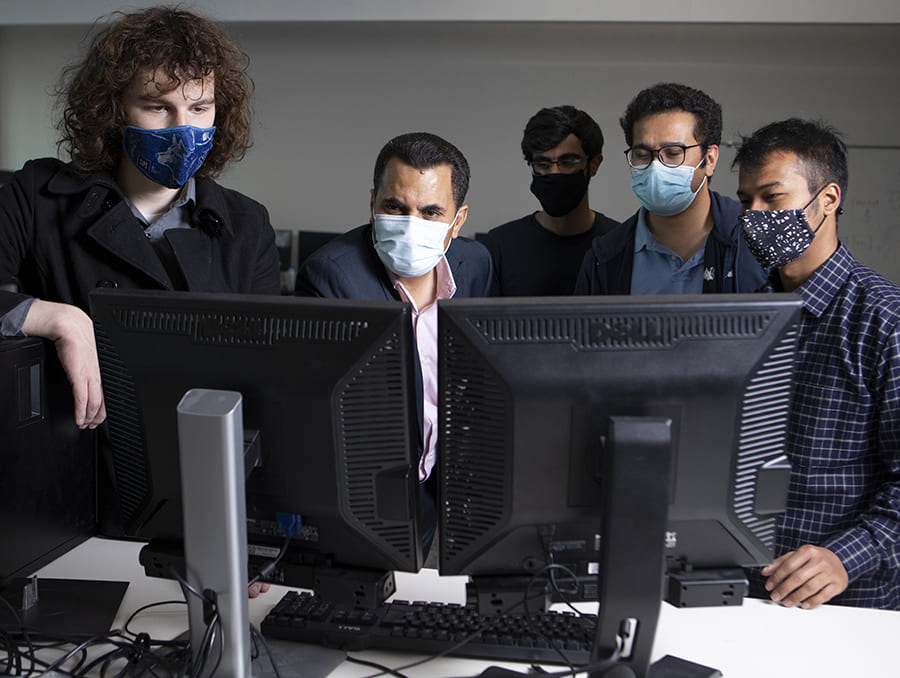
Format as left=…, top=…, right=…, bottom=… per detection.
left=793, top=242, right=854, bottom=318
left=124, top=177, right=196, bottom=225
left=634, top=209, right=653, bottom=253
left=388, top=255, right=457, bottom=312
left=633, top=208, right=704, bottom=265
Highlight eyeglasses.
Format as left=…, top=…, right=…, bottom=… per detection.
left=624, top=144, right=704, bottom=170
left=529, top=155, right=587, bottom=176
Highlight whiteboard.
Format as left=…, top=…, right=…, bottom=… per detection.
left=842, top=148, right=900, bottom=283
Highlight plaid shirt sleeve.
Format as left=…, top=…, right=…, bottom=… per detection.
left=819, top=317, right=900, bottom=582
left=778, top=245, right=900, bottom=607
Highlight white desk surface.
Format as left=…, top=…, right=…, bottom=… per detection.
left=34, top=537, right=900, bottom=678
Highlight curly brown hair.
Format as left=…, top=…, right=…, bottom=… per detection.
left=57, top=6, right=253, bottom=178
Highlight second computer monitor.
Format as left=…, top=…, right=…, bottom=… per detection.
left=437, top=294, right=801, bottom=587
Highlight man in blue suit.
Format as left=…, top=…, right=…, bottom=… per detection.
left=296, top=132, right=493, bottom=558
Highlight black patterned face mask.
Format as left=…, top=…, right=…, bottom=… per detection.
left=740, top=189, right=826, bottom=270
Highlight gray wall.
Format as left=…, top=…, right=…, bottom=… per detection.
left=1, top=20, right=899, bottom=279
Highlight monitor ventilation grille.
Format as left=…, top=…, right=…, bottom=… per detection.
left=733, top=326, right=799, bottom=548
left=469, top=311, right=776, bottom=350
left=438, top=336, right=509, bottom=564
left=93, top=321, right=150, bottom=532
left=110, top=306, right=366, bottom=345
left=339, top=332, right=417, bottom=561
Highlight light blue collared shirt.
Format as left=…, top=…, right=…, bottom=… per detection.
left=630, top=209, right=706, bottom=295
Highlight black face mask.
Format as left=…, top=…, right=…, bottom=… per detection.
left=530, top=170, right=589, bottom=218
left=740, top=186, right=827, bottom=270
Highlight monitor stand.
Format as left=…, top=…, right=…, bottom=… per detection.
left=177, top=388, right=253, bottom=678
left=175, top=389, right=351, bottom=678
left=0, top=576, right=128, bottom=638
left=590, top=417, right=722, bottom=678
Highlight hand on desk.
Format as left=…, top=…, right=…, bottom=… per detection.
left=22, top=299, right=106, bottom=429
left=762, top=544, right=848, bottom=609
left=249, top=582, right=271, bottom=598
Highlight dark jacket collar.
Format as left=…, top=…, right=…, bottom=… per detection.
left=46, top=163, right=233, bottom=236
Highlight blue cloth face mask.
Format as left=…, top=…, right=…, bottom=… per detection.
left=630, top=159, right=706, bottom=217
left=123, top=125, right=216, bottom=189
left=373, top=212, right=458, bottom=278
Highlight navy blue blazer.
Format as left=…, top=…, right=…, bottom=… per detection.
left=295, top=223, right=493, bottom=300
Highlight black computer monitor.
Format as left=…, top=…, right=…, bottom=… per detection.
left=437, top=294, right=801, bottom=672
left=90, top=289, right=422, bottom=604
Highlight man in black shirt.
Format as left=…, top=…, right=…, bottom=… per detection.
left=483, top=105, right=620, bottom=296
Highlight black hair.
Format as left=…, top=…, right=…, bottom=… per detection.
left=520, top=105, right=604, bottom=162
left=620, top=83, right=722, bottom=149
left=732, top=118, right=848, bottom=206
left=373, top=132, right=470, bottom=209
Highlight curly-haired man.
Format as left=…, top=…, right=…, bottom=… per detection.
left=0, top=7, right=281, bottom=430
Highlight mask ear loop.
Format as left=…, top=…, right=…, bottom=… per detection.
left=686, top=146, right=711, bottom=200
left=442, top=209, right=461, bottom=256
left=802, top=185, right=829, bottom=234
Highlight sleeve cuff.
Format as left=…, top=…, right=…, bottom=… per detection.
left=0, top=297, right=37, bottom=338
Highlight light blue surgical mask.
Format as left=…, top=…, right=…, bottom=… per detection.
left=122, top=124, right=216, bottom=189
left=373, top=212, right=458, bottom=278
left=630, top=158, right=706, bottom=217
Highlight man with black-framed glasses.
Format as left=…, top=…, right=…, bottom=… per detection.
left=483, top=105, right=620, bottom=296
left=575, top=83, right=765, bottom=295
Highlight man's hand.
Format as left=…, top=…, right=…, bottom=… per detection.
left=22, top=300, right=106, bottom=429
left=761, top=544, right=848, bottom=609
left=248, top=582, right=270, bottom=599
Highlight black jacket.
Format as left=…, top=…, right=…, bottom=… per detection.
left=574, top=191, right=766, bottom=295
left=0, top=158, right=281, bottom=319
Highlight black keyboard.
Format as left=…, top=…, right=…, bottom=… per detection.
left=261, top=590, right=597, bottom=665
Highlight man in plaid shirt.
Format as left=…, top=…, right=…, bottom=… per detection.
left=734, top=118, right=900, bottom=610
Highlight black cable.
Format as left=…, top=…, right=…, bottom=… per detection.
left=0, top=579, right=248, bottom=678
left=122, top=600, right=188, bottom=640
left=345, top=654, right=412, bottom=678
left=248, top=534, right=293, bottom=588
left=250, top=623, right=282, bottom=678
left=355, top=587, right=552, bottom=678
left=544, top=640, right=623, bottom=677
left=521, top=569, right=580, bottom=672
left=39, top=630, right=124, bottom=675
left=0, top=589, right=38, bottom=676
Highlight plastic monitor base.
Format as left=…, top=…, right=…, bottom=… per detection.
left=160, top=630, right=346, bottom=678
left=476, top=655, right=721, bottom=678
left=0, top=577, right=128, bottom=638
left=649, top=654, right=722, bottom=677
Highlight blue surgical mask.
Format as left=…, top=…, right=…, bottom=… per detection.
left=122, top=125, right=216, bottom=189
left=373, top=212, right=458, bottom=278
left=630, top=159, right=706, bottom=217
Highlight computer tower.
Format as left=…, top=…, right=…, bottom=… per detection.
left=0, top=337, right=96, bottom=586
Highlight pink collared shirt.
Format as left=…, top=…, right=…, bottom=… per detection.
left=388, top=257, right=457, bottom=481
